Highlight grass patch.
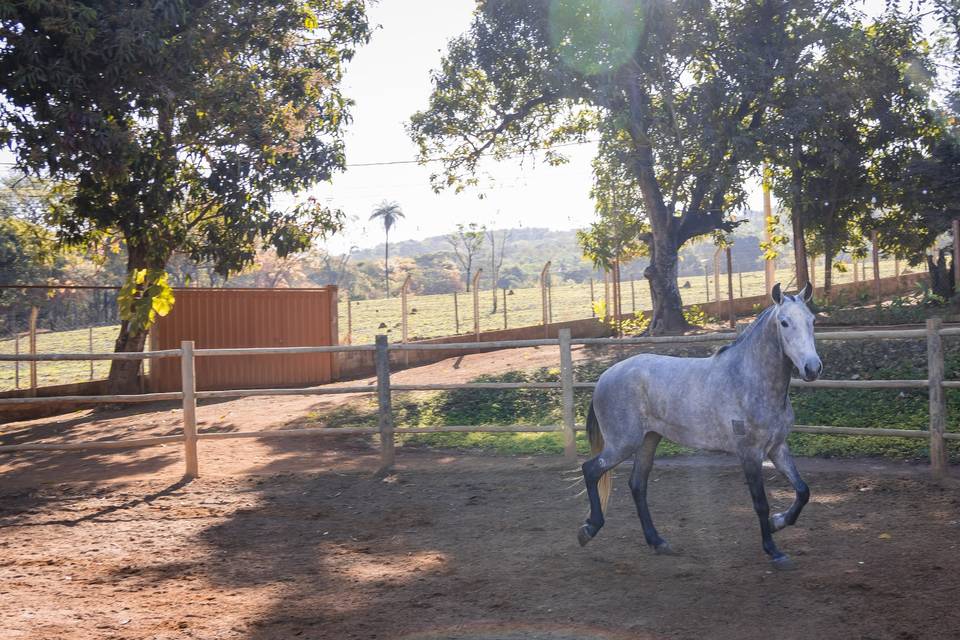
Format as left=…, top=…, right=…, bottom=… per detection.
left=0, top=325, right=120, bottom=392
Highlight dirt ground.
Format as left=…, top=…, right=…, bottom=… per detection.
left=2, top=345, right=960, bottom=639
left=1, top=447, right=958, bottom=640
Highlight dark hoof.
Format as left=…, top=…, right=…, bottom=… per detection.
left=577, top=524, right=596, bottom=547
left=771, top=555, right=796, bottom=571
left=652, top=541, right=675, bottom=555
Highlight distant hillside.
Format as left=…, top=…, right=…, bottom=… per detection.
left=353, top=212, right=773, bottom=284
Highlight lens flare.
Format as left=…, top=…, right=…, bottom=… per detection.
left=548, top=0, right=644, bottom=76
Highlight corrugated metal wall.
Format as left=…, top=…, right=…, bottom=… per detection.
left=149, top=288, right=338, bottom=392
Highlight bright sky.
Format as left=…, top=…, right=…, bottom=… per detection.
left=311, top=0, right=904, bottom=255
left=311, top=0, right=602, bottom=254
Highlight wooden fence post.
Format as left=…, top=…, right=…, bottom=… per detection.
left=713, top=248, right=721, bottom=318
left=400, top=275, right=412, bottom=344
left=725, top=247, right=735, bottom=328
left=89, top=326, right=94, bottom=381
left=762, top=160, right=775, bottom=295
left=603, top=270, right=610, bottom=321
left=502, top=288, right=508, bottom=329
left=589, top=277, right=595, bottom=317
left=953, top=219, right=960, bottom=290
left=14, top=324, right=20, bottom=389
left=400, top=275, right=412, bottom=367
left=375, top=334, right=395, bottom=472
left=559, top=328, right=577, bottom=462
left=180, top=340, right=199, bottom=479
left=453, top=291, right=460, bottom=334
left=472, top=269, right=482, bottom=342
left=871, top=230, right=881, bottom=307
left=346, top=294, right=353, bottom=345
left=926, top=318, right=947, bottom=478
left=540, top=261, right=551, bottom=336
left=28, top=306, right=38, bottom=396
left=704, top=264, right=710, bottom=302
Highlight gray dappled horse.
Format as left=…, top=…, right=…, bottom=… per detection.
left=579, top=283, right=821, bottom=569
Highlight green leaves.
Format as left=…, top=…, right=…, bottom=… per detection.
left=1, top=0, right=371, bottom=279
left=117, top=269, right=175, bottom=335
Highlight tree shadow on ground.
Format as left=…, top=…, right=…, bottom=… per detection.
left=131, top=459, right=960, bottom=639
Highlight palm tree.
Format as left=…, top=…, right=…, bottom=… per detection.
left=369, top=200, right=404, bottom=298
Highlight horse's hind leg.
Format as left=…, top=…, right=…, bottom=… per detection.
left=629, top=432, right=672, bottom=554
left=767, top=442, right=810, bottom=532
left=579, top=445, right=632, bottom=546
left=739, top=452, right=791, bottom=569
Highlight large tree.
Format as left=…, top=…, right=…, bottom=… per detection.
left=411, top=0, right=843, bottom=333
left=766, top=14, right=940, bottom=294
left=0, top=0, right=369, bottom=391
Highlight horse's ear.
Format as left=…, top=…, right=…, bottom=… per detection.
left=771, top=283, right=783, bottom=305
left=800, top=281, right=813, bottom=303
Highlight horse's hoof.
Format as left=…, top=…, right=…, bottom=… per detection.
left=771, top=555, right=796, bottom=571
left=577, top=524, right=595, bottom=547
left=652, top=541, right=675, bottom=555
left=770, top=513, right=787, bottom=532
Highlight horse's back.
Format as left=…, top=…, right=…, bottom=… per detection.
left=594, top=353, right=731, bottom=451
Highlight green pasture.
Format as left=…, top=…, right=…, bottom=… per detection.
left=341, top=258, right=911, bottom=344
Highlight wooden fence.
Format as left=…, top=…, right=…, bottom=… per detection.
left=1, top=321, right=957, bottom=479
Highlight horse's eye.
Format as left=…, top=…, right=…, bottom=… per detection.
left=780, top=320, right=789, bottom=328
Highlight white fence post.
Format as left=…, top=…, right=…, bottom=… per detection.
left=375, top=335, right=395, bottom=472
left=559, top=328, right=577, bottom=462
left=180, top=340, right=199, bottom=478
left=926, top=318, right=946, bottom=478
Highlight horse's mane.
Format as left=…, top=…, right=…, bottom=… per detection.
left=715, top=304, right=776, bottom=355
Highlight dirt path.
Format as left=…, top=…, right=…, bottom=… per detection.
left=1, top=450, right=958, bottom=640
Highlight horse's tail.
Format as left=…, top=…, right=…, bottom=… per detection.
left=586, top=400, right=612, bottom=513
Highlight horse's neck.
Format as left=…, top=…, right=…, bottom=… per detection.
left=739, top=312, right=793, bottom=398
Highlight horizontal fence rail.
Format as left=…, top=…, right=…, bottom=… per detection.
left=1, top=320, right=957, bottom=478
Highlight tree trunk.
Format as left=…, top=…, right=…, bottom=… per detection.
left=927, top=250, right=955, bottom=299
left=791, top=146, right=809, bottom=290
left=823, top=249, right=835, bottom=299
left=644, top=239, right=688, bottom=334
left=107, top=244, right=167, bottom=395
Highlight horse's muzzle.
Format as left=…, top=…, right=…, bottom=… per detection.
left=802, top=358, right=823, bottom=382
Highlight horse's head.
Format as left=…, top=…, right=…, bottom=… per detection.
left=772, top=282, right=822, bottom=382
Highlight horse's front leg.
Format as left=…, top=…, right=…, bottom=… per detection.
left=739, top=453, right=792, bottom=569
left=767, top=441, right=810, bottom=532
